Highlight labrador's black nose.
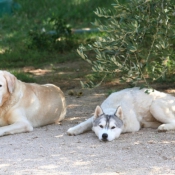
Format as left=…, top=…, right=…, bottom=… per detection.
left=102, top=133, right=108, bottom=140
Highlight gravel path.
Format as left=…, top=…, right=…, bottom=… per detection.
left=0, top=88, right=175, bottom=175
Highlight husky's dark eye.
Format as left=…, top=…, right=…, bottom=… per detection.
left=99, top=125, right=103, bottom=128
left=0, top=84, right=2, bottom=87
left=111, top=126, right=116, bottom=129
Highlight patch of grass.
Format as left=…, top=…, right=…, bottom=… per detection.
left=0, top=49, right=79, bottom=68
left=0, top=0, right=114, bottom=69
left=9, top=70, right=36, bottom=83
left=0, top=31, right=103, bottom=68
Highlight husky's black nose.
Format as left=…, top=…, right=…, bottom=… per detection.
left=102, top=133, right=108, bottom=140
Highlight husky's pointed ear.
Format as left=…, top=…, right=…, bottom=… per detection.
left=115, top=106, right=123, bottom=119
left=3, top=71, right=16, bottom=93
left=94, top=106, right=103, bottom=118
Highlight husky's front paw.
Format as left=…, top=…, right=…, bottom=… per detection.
left=67, top=127, right=78, bottom=136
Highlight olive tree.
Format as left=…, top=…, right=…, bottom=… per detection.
left=78, top=0, right=175, bottom=88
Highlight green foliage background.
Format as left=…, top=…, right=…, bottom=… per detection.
left=0, top=0, right=114, bottom=68
left=78, top=0, right=175, bottom=87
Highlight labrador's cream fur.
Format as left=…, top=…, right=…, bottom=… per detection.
left=0, top=70, right=66, bottom=136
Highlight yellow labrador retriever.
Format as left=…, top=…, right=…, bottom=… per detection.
left=0, top=70, right=66, bottom=136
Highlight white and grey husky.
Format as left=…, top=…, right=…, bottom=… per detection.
left=67, top=87, right=175, bottom=141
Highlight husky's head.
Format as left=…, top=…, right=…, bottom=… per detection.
left=92, top=106, right=123, bottom=141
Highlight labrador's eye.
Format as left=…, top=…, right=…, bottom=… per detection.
left=99, top=125, right=103, bottom=128
left=0, top=85, right=2, bottom=87
left=111, top=126, right=116, bottom=129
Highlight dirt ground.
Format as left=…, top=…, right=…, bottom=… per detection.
left=1, top=63, right=175, bottom=175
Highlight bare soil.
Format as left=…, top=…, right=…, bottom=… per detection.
left=1, top=62, right=175, bottom=175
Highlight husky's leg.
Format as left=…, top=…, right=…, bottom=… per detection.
left=150, top=100, right=175, bottom=131
left=67, top=117, right=93, bottom=135
left=141, top=121, right=161, bottom=129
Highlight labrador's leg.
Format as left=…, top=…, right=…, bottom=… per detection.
left=0, top=121, right=33, bottom=136
left=150, top=100, right=175, bottom=131
left=67, top=117, right=93, bottom=135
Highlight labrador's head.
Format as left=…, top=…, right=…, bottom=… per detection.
left=0, top=71, right=16, bottom=106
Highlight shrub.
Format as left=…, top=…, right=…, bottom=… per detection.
left=28, top=17, right=74, bottom=52
left=78, top=0, right=175, bottom=88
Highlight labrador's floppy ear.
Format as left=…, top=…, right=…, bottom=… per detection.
left=115, top=106, right=123, bottom=120
left=94, top=106, right=103, bottom=118
left=3, top=71, right=16, bottom=93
